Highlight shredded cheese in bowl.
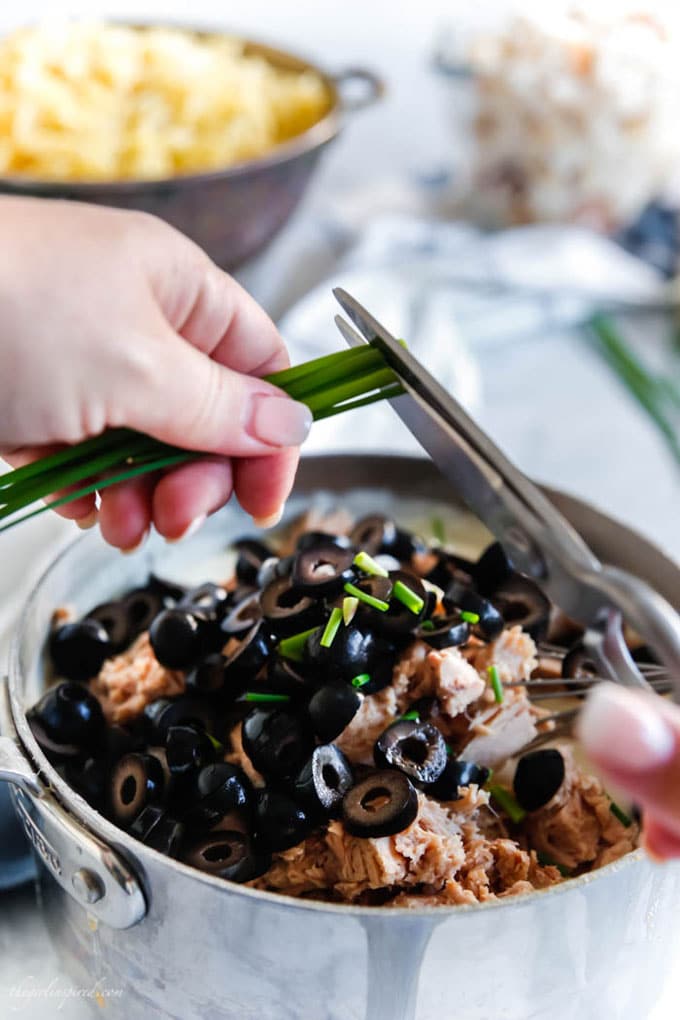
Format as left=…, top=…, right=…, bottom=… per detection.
left=0, top=21, right=332, bottom=181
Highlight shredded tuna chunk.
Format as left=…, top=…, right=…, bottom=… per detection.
left=90, top=632, right=184, bottom=724
left=463, top=689, right=540, bottom=768
left=525, top=746, right=639, bottom=871
left=225, top=722, right=264, bottom=788
left=473, top=624, right=538, bottom=682
left=410, top=645, right=485, bottom=718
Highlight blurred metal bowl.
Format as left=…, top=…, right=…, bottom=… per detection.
left=0, top=33, right=383, bottom=268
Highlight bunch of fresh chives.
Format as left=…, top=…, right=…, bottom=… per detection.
left=0, top=343, right=402, bottom=533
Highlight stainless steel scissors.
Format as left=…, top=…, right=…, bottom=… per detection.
left=333, top=287, right=680, bottom=701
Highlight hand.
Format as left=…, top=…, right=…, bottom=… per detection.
left=577, top=682, right=680, bottom=859
left=0, top=197, right=312, bottom=549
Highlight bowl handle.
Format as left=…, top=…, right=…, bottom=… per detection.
left=0, top=676, right=147, bottom=929
left=332, top=68, right=385, bottom=112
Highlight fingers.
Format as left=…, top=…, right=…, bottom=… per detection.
left=98, top=474, right=154, bottom=551
left=129, top=328, right=311, bottom=458
left=151, top=458, right=233, bottom=540
left=233, top=448, right=299, bottom=524
left=148, top=236, right=289, bottom=377
left=577, top=683, right=680, bottom=848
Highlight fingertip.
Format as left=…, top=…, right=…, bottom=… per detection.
left=151, top=458, right=233, bottom=540
left=233, top=448, right=299, bottom=522
left=643, top=817, right=680, bottom=861
left=98, top=476, right=154, bottom=550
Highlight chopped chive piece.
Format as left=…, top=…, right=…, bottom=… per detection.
left=460, top=610, right=480, bottom=624
left=420, top=619, right=436, bottom=631
left=431, top=516, right=446, bottom=545
left=343, top=596, right=359, bottom=626
left=400, top=709, right=420, bottom=722
left=206, top=732, right=224, bottom=753
left=351, top=673, right=371, bottom=688
left=488, top=665, right=504, bottom=704
left=610, top=801, right=633, bottom=828
left=392, top=579, right=424, bottom=615
left=243, top=692, right=291, bottom=704
left=353, top=550, right=389, bottom=577
left=536, top=851, right=571, bottom=878
left=321, top=607, right=343, bottom=648
left=488, top=784, right=526, bottom=824
left=483, top=767, right=494, bottom=787
left=445, top=742, right=453, bottom=756
left=343, top=581, right=389, bottom=612
left=278, top=626, right=319, bottom=662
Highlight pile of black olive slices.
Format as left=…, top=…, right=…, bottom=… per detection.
left=28, top=514, right=563, bottom=884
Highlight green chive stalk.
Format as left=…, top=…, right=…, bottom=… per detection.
left=0, top=343, right=403, bottom=533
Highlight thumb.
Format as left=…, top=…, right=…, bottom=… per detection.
left=577, top=682, right=680, bottom=851
left=125, top=327, right=312, bottom=457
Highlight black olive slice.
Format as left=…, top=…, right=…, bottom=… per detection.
left=123, top=588, right=165, bottom=637
left=85, top=600, right=131, bottom=652
left=349, top=576, right=393, bottom=614
left=293, top=744, right=354, bottom=818
left=491, top=576, right=551, bottom=641
left=185, top=653, right=227, bottom=694
left=142, top=696, right=215, bottom=744
left=391, top=528, right=428, bottom=563
left=256, top=556, right=281, bottom=590
left=513, top=748, right=566, bottom=812
left=183, top=831, right=269, bottom=882
left=429, top=759, right=490, bottom=801
left=415, top=615, right=470, bottom=649
left=232, top=538, right=274, bottom=586
left=292, top=540, right=356, bottom=599
left=165, top=724, right=216, bottom=778
left=179, top=583, right=230, bottom=624
left=254, top=789, right=313, bottom=852
left=147, top=573, right=188, bottom=604
left=110, top=752, right=165, bottom=826
left=149, top=608, right=207, bottom=670
left=296, top=530, right=352, bottom=553
left=342, top=770, right=418, bottom=838
left=349, top=514, right=398, bottom=556
left=129, top=804, right=165, bottom=841
left=223, top=622, right=272, bottom=689
left=307, top=683, right=363, bottom=743
left=561, top=641, right=598, bottom=680
left=27, top=716, right=82, bottom=763
left=220, top=592, right=262, bottom=638
left=423, top=551, right=475, bottom=592
left=474, top=541, right=514, bottom=596
left=105, top=723, right=141, bottom=763
left=63, top=756, right=108, bottom=809
left=27, top=681, right=105, bottom=751
left=370, top=570, right=428, bottom=637
left=241, top=707, right=313, bottom=779
left=305, top=624, right=393, bottom=685
left=49, top=620, right=113, bottom=682
left=142, top=812, right=184, bottom=857
left=259, top=576, right=325, bottom=637
left=444, top=582, right=504, bottom=640
left=196, top=762, right=253, bottom=815
left=265, top=657, right=309, bottom=698
left=374, top=720, right=447, bottom=784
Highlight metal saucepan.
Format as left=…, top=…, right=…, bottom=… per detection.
left=0, top=27, right=383, bottom=269
left=1, top=455, right=680, bottom=1020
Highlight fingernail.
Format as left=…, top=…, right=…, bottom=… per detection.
left=120, top=530, right=149, bottom=556
left=246, top=395, right=312, bottom=448
left=578, top=683, right=675, bottom=773
left=75, top=510, right=98, bottom=530
left=253, top=506, right=284, bottom=529
left=166, top=515, right=207, bottom=544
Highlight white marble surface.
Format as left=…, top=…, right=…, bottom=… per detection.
left=1, top=2, right=679, bottom=1019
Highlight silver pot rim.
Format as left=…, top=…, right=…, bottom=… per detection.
left=0, top=23, right=384, bottom=193
left=7, top=453, right=674, bottom=920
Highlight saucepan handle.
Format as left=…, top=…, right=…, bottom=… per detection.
left=0, top=675, right=147, bottom=928
left=333, top=68, right=385, bottom=113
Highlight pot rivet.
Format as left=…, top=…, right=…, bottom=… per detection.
left=72, top=868, right=104, bottom=904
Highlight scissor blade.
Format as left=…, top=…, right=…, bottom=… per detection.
left=333, top=287, right=600, bottom=577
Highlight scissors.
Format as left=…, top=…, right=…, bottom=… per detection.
left=333, top=287, right=680, bottom=702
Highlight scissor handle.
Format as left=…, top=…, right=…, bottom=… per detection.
left=579, top=565, right=680, bottom=702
